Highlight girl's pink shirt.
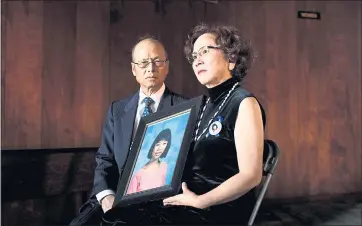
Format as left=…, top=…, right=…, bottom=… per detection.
left=126, top=161, right=167, bottom=194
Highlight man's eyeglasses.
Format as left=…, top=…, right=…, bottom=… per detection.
left=188, top=46, right=221, bottom=64
left=132, top=59, right=168, bottom=69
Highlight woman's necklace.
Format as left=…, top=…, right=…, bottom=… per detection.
left=193, top=82, right=239, bottom=142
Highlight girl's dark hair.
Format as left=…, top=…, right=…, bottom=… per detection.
left=147, top=128, right=172, bottom=159
left=184, top=23, right=254, bottom=81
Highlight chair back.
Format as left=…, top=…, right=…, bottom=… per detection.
left=263, top=139, right=279, bottom=176
left=248, top=139, right=280, bottom=226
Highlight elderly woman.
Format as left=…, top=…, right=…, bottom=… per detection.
left=102, top=23, right=266, bottom=225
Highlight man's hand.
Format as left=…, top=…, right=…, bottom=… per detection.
left=101, top=195, right=115, bottom=213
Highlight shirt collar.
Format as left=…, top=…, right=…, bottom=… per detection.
left=138, top=83, right=166, bottom=106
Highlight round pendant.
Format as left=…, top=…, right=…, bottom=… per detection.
left=209, top=121, right=222, bottom=136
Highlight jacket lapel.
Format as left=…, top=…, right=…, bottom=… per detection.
left=158, top=87, right=172, bottom=111
left=121, top=92, right=139, bottom=154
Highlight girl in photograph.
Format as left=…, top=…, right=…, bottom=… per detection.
left=126, top=128, right=172, bottom=194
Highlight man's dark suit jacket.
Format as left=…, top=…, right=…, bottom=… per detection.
left=69, top=87, right=188, bottom=226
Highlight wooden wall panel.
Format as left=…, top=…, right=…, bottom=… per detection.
left=42, top=1, right=77, bottom=148
left=2, top=1, right=43, bottom=149
left=73, top=1, right=110, bottom=147
left=1, top=0, right=4, bottom=144
left=321, top=1, right=361, bottom=194
left=295, top=0, right=331, bottom=197
left=271, top=0, right=308, bottom=198
left=1, top=1, right=361, bottom=199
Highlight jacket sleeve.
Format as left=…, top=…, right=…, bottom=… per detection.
left=91, top=102, right=119, bottom=197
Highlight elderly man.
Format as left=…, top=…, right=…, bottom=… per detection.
left=70, top=36, right=188, bottom=226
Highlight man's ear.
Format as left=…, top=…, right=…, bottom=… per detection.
left=131, top=63, right=136, bottom=76
left=164, top=61, right=170, bottom=75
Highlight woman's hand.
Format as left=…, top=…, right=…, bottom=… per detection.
left=163, top=182, right=206, bottom=209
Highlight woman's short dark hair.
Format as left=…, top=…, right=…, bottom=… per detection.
left=184, top=23, right=254, bottom=81
left=147, top=128, right=172, bottom=159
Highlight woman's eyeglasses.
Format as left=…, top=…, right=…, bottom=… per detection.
left=188, top=46, right=221, bottom=64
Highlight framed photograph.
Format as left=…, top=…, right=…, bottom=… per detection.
left=113, top=95, right=205, bottom=208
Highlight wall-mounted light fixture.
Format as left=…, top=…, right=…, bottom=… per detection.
left=298, top=10, right=321, bottom=20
